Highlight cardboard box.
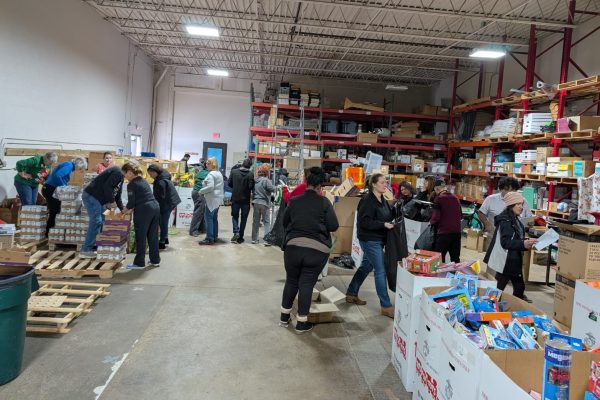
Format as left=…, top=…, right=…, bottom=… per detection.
left=391, top=268, right=452, bottom=392
left=415, top=105, right=438, bottom=116
left=563, top=116, right=600, bottom=132
left=324, top=151, right=338, bottom=159
left=554, top=222, right=600, bottom=280
left=336, top=149, right=347, bottom=159
left=574, top=160, right=595, bottom=177
left=465, top=228, right=483, bottom=250
left=331, top=226, right=353, bottom=255
left=572, top=280, right=600, bottom=349
left=405, top=250, right=443, bottom=274
left=357, top=132, right=378, bottom=144
left=536, top=147, right=553, bottom=163
left=554, top=273, right=576, bottom=327
left=412, top=159, right=425, bottom=173
left=503, top=162, right=514, bottom=173
left=334, top=178, right=357, bottom=197
left=291, top=287, right=345, bottom=324
left=0, top=248, right=31, bottom=265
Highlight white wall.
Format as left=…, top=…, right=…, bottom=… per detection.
left=0, top=0, right=154, bottom=198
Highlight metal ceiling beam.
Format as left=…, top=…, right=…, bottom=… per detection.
left=286, top=0, right=576, bottom=29
left=119, top=27, right=478, bottom=62
left=154, top=55, right=445, bottom=81
left=167, top=64, right=434, bottom=86
left=137, top=41, right=474, bottom=73
left=88, top=1, right=528, bottom=46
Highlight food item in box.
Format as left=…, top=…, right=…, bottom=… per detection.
left=542, top=339, right=572, bottom=400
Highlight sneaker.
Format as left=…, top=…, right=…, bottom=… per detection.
left=236, top=237, right=245, bottom=244
left=79, top=251, right=97, bottom=259
left=159, top=243, right=166, bottom=250
left=295, top=321, right=314, bottom=334
left=126, top=264, right=146, bottom=270
left=147, top=262, right=160, bottom=268
left=251, top=240, right=259, bottom=244
left=230, top=234, right=239, bottom=243
left=165, top=238, right=169, bottom=245
left=190, top=232, right=200, bottom=237
left=199, top=240, right=214, bottom=246
left=279, top=313, right=292, bottom=327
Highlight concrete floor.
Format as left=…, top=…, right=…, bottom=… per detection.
left=0, top=209, right=556, bottom=400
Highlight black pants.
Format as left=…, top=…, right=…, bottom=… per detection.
left=281, top=245, right=329, bottom=316
left=189, top=190, right=206, bottom=235
left=133, top=201, right=160, bottom=267
left=435, top=232, right=461, bottom=263
left=231, top=201, right=251, bottom=239
left=495, top=272, right=526, bottom=299
left=42, top=185, right=60, bottom=236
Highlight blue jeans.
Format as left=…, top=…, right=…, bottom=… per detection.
left=159, top=208, right=173, bottom=244
left=82, top=192, right=104, bottom=252
left=204, top=206, right=220, bottom=242
left=347, top=240, right=393, bottom=308
left=231, top=202, right=250, bottom=239
left=15, top=181, right=38, bottom=206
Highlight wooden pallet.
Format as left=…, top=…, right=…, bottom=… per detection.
left=513, top=173, right=546, bottom=182
left=545, top=176, right=579, bottom=186
left=48, top=241, right=83, bottom=251
left=15, top=239, right=47, bottom=252
left=491, top=95, right=521, bottom=106
left=489, top=136, right=511, bottom=143
left=557, top=75, right=600, bottom=91
left=520, top=90, right=555, bottom=103
left=30, top=250, right=122, bottom=279
left=27, top=280, right=110, bottom=333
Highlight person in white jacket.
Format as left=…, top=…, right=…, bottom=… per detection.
left=198, top=157, right=224, bottom=245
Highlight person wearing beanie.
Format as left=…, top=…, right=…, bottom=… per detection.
left=483, top=191, right=537, bottom=302
left=251, top=164, right=275, bottom=244
left=429, top=179, right=462, bottom=262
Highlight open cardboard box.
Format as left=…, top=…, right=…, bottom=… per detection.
left=292, top=287, right=345, bottom=324
left=0, top=248, right=31, bottom=265
left=553, top=221, right=600, bottom=280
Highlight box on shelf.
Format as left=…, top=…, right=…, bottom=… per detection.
left=336, top=149, right=347, bottom=160
left=414, top=105, right=438, bottom=116
left=536, top=147, right=553, bottom=163
left=558, top=116, right=600, bottom=132
left=535, top=162, right=546, bottom=175
left=324, top=151, right=338, bottom=159
left=412, top=159, right=425, bottom=173
left=357, top=132, right=378, bottom=144
left=574, top=160, right=595, bottom=178
left=427, top=162, right=448, bottom=174
left=283, top=157, right=322, bottom=173
left=503, top=162, right=514, bottom=173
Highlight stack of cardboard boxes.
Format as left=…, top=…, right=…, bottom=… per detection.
left=553, top=221, right=600, bottom=329
left=325, top=178, right=361, bottom=257
left=95, top=211, right=131, bottom=262
left=455, top=176, right=487, bottom=200
left=391, top=121, right=420, bottom=138
left=19, top=206, right=48, bottom=242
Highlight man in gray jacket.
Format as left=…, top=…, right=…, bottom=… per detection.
left=251, top=164, right=275, bottom=244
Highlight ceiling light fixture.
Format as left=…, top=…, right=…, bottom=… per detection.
left=185, top=25, right=219, bottom=37
left=206, top=69, right=229, bottom=77
left=469, top=47, right=507, bottom=59
left=385, top=84, right=409, bottom=91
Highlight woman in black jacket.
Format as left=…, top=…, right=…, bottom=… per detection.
left=122, top=162, right=161, bottom=270
left=483, top=192, right=537, bottom=300
left=346, top=173, right=395, bottom=318
left=147, top=164, right=182, bottom=249
left=279, top=167, right=339, bottom=334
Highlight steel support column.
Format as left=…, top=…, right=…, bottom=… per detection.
left=448, top=59, right=459, bottom=139
left=557, top=0, right=576, bottom=120
left=494, top=46, right=506, bottom=120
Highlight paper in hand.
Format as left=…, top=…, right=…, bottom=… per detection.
left=533, top=228, right=559, bottom=251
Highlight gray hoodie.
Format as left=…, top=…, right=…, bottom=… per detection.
left=252, top=176, right=275, bottom=206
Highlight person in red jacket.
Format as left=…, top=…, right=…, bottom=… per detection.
left=429, top=179, right=462, bottom=263
left=281, top=168, right=310, bottom=204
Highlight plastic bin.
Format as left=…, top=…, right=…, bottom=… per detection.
left=0, top=267, right=34, bottom=385
left=341, top=121, right=358, bottom=134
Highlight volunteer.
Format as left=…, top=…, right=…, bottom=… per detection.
left=484, top=192, right=537, bottom=301
left=14, top=152, right=58, bottom=206
left=80, top=166, right=124, bottom=259
left=146, top=164, right=181, bottom=250
left=478, top=177, right=534, bottom=233
left=346, top=173, right=395, bottom=319
left=42, top=157, right=87, bottom=235
left=280, top=167, right=339, bottom=333
left=198, top=157, right=224, bottom=245
left=93, top=152, right=114, bottom=174
left=228, top=158, right=254, bottom=244
left=189, top=160, right=209, bottom=237
left=429, top=179, right=462, bottom=263
left=122, top=161, right=161, bottom=269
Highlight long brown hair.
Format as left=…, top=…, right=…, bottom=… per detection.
left=367, top=173, right=385, bottom=192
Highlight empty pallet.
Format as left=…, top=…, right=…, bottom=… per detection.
left=27, top=280, right=110, bottom=333
left=30, top=250, right=122, bottom=279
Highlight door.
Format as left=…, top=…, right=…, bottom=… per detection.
left=202, top=142, right=228, bottom=172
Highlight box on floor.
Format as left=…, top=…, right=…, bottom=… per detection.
left=572, top=280, right=600, bottom=350
left=554, top=222, right=600, bottom=281
left=291, top=287, right=345, bottom=324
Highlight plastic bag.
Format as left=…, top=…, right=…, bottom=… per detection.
left=414, top=225, right=436, bottom=251
left=263, top=201, right=287, bottom=250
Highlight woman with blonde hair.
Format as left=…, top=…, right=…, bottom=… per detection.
left=121, top=161, right=161, bottom=269
left=198, top=157, right=224, bottom=245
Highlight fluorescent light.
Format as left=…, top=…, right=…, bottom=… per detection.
left=185, top=25, right=219, bottom=37
left=469, top=49, right=506, bottom=59
left=385, top=84, right=408, bottom=91
left=206, top=69, right=229, bottom=77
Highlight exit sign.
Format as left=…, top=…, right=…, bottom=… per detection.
left=212, top=133, right=221, bottom=139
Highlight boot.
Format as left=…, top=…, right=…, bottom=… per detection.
left=381, top=307, right=394, bottom=319
left=346, top=294, right=367, bottom=305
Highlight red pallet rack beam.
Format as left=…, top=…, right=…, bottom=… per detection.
left=557, top=0, right=576, bottom=120
left=448, top=58, right=459, bottom=139
left=547, top=138, right=565, bottom=204
left=487, top=145, right=496, bottom=195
